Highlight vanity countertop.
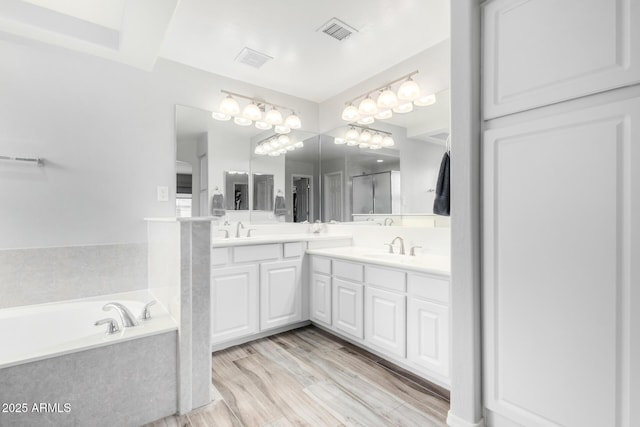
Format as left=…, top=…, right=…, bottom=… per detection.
left=211, top=233, right=353, bottom=248
left=306, top=246, right=450, bottom=277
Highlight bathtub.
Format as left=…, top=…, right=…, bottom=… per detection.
left=0, top=290, right=179, bottom=426
left=0, top=290, right=177, bottom=369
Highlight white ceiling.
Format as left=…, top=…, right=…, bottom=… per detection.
left=0, top=0, right=449, bottom=102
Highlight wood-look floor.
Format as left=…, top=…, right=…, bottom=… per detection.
left=145, top=326, right=449, bottom=427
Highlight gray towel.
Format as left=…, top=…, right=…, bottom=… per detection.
left=210, top=194, right=225, bottom=217
left=433, top=152, right=450, bottom=216
left=274, top=195, right=286, bottom=216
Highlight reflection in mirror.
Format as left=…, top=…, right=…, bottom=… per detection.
left=253, top=173, right=274, bottom=211
left=224, top=171, right=249, bottom=210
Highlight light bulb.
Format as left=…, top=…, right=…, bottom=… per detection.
left=345, top=127, right=360, bottom=141
left=357, top=116, right=375, bottom=125
left=242, top=102, right=262, bottom=121
left=334, top=137, right=346, bottom=145
left=274, top=125, right=291, bottom=134
left=284, top=112, right=302, bottom=129
left=341, top=104, right=360, bottom=122
left=397, top=78, right=421, bottom=101
left=371, top=133, right=383, bottom=145
left=382, top=136, right=395, bottom=147
left=414, top=93, right=437, bottom=106
left=359, top=130, right=372, bottom=143
left=278, top=135, right=290, bottom=146
left=219, top=96, right=240, bottom=115
left=234, top=116, right=252, bottom=126
left=374, top=109, right=393, bottom=120
left=358, top=96, right=378, bottom=115
left=255, top=121, right=271, bottom=130
left=264, top=108, right=283, bottom=125
left=393, top=102, right=414, bottom=114
left=211, top=111, right=231, bottom=121
left=377, top=88, right=398, bottom=109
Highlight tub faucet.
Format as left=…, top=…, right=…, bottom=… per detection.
left=390, top=236, right=405, bottom=255
left=103, top=302, right=139, bottom=327
left=384, top=217, right=394, bottom=226
left=236, top=221, right=245, bottom=238
left=95, top=318, right=120, bottom=334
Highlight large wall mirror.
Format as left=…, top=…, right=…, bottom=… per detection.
left=174, top=88, right=449, bottom=224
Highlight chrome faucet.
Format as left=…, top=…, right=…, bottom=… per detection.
left=235, top=221, right=245, bottom=238
left=218, top=229, right=229, bottom=239
left=246, top=228, right=256, bottom=237
left=140, top=301, right=156, bottom=320
left=103, top=302, right=139, bottom=327
left=384, top=217, right=394, bottom=226
left=95, top=318, right=120, bottom=334
left=390, top=236, right=405, bottom=255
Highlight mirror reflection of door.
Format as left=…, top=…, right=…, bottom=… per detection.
left=323, top=171, right=343, bottom=221
left=292, top=175, right=312, bottom=222
left=234, top=183, right=248, bottom=210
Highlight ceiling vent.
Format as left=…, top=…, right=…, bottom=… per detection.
left=235, top=47, right=273, bottom=69
left=318, top=18, right=358, bottom=41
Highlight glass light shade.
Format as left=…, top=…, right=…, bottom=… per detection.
left=274, top=125, right=291, bottom=134
left=369, top=145, right=382, bottom=150
left=345, top=128, right=360, bottom=141
left=268, top=151, right=280, bottom=156
left=346, top=140, right=359, bottom=146
left=255, top=121, right=271, bottom=130
left=233, top=116, right=252, bottom=126
left=359, top=143, right=370, bottom=149
left=278, top=148, right=287, bottom=154
left=393, top=102, right=414, bottom=114
left=242, top=103, right=262, bottom=121
left=220, top=96, right=240, bottom=115
left=359, top=130, right=372, bottom=143
left=358, top=97, right=378, bottom=115
left=286, top=145, right=295, bottom=151
left=374, top=109, right=393, bottom=120
left=341, top=105, right=360, bottom=122
left=294, top=141, right=304, bottom=148
left=414, top=93, right=437, bottom=106
left=334, top=137, right=346, bottom=145
left=377, top=89, right=398, bottom=109
left=264, top=108, right=283, bottom=125
left=261, top=143, right=273, bottom=152
left=284, top=113, right=302, bottom=129
left=211, top=111, right=231, bottom=121
left=382, top=136, right=395, bottom=147
left=397, top=78, right=421, bottom=101
left=254, top=145, right=266, bottom=155
left=371, top=133, right=383, bottom=145
left=278, top=135, right=290, bottom=146
left=269, top=139, right=280, bottom=148
left=357, top=116, right=375, bottom=125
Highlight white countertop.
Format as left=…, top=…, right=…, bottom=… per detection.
left=306, top=246, right=450, bottom=277
left=211, top=233, right=353, bottom=248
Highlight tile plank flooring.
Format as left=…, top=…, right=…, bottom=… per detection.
left=145, top=326, right=449, bottom=427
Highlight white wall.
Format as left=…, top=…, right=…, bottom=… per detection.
left=0, top=36, right=318, bottom=249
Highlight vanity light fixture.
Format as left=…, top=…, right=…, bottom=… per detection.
left=334, top=137, right=346, bottom=145
left=340, top=125, right=394, bottom=151
left=212, top=90, right=302, bottom=130
left=254, top=133, right=304, bottom=157
left=345, top=127, right=360, bottom=141
left=340, top=70, right=438, bottom=124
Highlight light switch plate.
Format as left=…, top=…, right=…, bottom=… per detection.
left=157, top=186, right=169, bottom=202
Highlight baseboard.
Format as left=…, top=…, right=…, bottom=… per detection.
left=211, top=321, right=311, bottom=352
left=447, top=411, right=486, bottom=427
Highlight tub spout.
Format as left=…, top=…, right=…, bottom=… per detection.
left=95, top=318, right=121, bottom=334
left=103, top=302, right=139, bottom=327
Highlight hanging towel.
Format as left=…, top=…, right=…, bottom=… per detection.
left=433, top=151, right=450, bottom=216
left=210, top=193, right=225, bottom=217
left=274, top=195, right=286, bottom=216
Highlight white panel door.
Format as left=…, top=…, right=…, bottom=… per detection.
left=260, top=259, right=302, bottom=331
left=310, top=272, right=332, bottom=326
left=365, top=287, right=406, bottom=358
left=483, top=0, right=640, bottom=119
left=483, top=95, right=639, bottom=427
left=407, top=297, right=449, bottom=379
left=211, top=265, right=258, bottom=344
left=332, top=278, right=364, bottom=339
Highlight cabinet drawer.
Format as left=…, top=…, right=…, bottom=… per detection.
left=211, top=247, right=229, bottom=266
left=408, top=273, right=449, bottom=304
left=333, top=260, right=364, bottom=282
left=312, top=256, right=331, bottom=275
left=365, top=265, right=406, bottom=292
left=233, top=244, right=280, bottom=263
left=284, top=241, right=305, bottom=258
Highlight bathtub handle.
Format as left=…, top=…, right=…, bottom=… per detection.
left=141, top=301, right=156, bottom=320
left=95, top=318, right=121, bottom=334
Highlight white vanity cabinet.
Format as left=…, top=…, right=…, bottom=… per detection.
left=260, top=259, right=302, bottom=331
left=333, top=278, right=364, bottom=339
left=310, top=256, right=332, bottom=326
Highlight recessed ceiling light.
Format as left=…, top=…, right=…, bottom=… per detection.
left=377, top=159, right=384, bottom=163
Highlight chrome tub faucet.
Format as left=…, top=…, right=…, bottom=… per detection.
left=103, top=302, right=139, bottom=327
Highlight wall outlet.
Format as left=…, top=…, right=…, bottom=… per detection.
left=157, top=186, right=169, bottom=202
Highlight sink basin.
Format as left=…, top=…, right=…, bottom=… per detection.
left=363, top=253, right=415, bottom=261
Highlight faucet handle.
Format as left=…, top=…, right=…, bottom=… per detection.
left=384, top=243, right=394, bottom=254
left=95, top=318, right=120, bottom=334
left=246, top=229, right=256, bottom=237
left=218, top=229, right=229, bottom=239
left=410, top=246, right=422, bottom=256
left=140, top=301, right=156, bottom=320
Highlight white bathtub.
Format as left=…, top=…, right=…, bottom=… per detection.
left=0, top=290, right=178, bottom=369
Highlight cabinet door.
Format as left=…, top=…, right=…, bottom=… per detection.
left=211, top=265, right=258, bottom=344
left=310, top=272, right=331, bottom=326
left=332, top=278, right=364, bottom=339
left=260, top=259, right=302, bottom=331
left=365, top=287, right=406, bottom=358
left=407, top=297, right=449, bottom=379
